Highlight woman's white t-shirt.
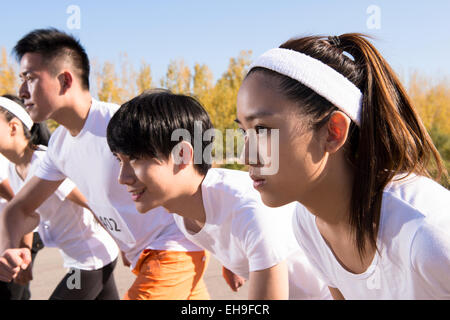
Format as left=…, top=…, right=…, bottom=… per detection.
left=173, top=168, right=331, bottom=300
left=293, top=174, right=450, bottom=299
left=8, top=147, right=119, bottom=270
left=0, top=154, right=8, bottom=212
left=34, top=99, right=201, bottom=268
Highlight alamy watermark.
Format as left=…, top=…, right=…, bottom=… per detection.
left=170, top=121, right=280, bottom=175
left=67, top=5, right=81, bottom=30
left=66, top=268, right=81, bottom=290
left=366, top=5, right=381, bottom=30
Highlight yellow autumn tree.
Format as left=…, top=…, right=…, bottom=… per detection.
left=161, top=59, right=191, bottom=94
left=192, top=63, right=214, bottom=109
left=119, top=53, right=136, bottom=103
left=97, top=62, right=123, bottom=104
left=408, top=72, right=450, bottom=188
left=209, top=50, right=252, bottom=131
left=208, top=51, right=252, bottom=168
left=136, top=61, right=153, bottom=94
left=0, top=47, right=17, bottom=95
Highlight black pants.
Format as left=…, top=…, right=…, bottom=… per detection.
left=0, top=232, right=44, bottom=300
left=49, top=258, right=119, bottom=300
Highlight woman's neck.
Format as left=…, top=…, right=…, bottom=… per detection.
left=301, top=154, right=354, bottom=232
left=300, top=155, right=377, bottom=273
left=3, top=142, right=34, bottom=180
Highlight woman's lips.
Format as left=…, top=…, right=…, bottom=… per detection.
left=25, top=104, right=34, bottom=112
left=252, top=179, right=266, bottom=189
left=250, top=175, right=266, bottom=189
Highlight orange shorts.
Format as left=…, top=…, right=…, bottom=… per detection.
left=123, top=249, right=210, bottom=300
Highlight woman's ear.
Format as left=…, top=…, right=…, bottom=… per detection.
left=323, top=111, right=351, bottom=154
left=171, top=140, right=194, bottom=169
left=8, top=119, right=21, bottom=137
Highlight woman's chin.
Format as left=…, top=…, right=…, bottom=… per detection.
left=259, top=191, right=291, bottom=208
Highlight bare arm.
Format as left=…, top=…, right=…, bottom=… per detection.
left=248, top=261, right=289, bottom=300
left=0, top=182, right=34, bottom=252
left=66, top=187, right=110, bottom=232
left=329, top=287, right=345, bottom=300
left=0, top=176, right=63, bottom=252
left=0, top=179, right=14, bottom=201
left=222, top=266, right=246, bottom=292
left=19, top=232, right=33, bottom=251
left=66, top=187, right=90, bottom=210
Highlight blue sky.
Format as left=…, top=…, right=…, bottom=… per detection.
left=0, top=1, right=449, bottom=88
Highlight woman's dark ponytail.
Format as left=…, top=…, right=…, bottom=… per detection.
left=29, top=123, right=51, bottom=147
left=337, top=34, right=446, bottom=258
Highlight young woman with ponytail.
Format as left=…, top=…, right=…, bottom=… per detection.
left=0, top=95, right=120, bottom=300
left=236, top=34, right=450, bottom=299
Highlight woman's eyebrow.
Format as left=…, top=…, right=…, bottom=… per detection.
left=235, top=111, right=276, bottom=124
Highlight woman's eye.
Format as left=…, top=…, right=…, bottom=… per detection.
left=255, top=126, right=269, bottom=134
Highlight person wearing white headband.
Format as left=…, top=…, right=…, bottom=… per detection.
left=236, top=33, right=449, bottom=299
left=0, top=95, right=121, bottom=300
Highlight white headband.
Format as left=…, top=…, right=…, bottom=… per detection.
left=249, top=48, right=363, bottom=126
left=0, top=97, right=34, bottom=130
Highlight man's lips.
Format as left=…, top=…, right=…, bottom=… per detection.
left=128, top=188, right=146, bottom=201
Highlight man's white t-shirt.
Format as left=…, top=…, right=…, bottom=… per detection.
left=0, top=154, right=9, bottom=212
left=293, top=174, right=450, bottom=299
left=8, top=147, right=119, bottom=270
left=34, top=99, right=201, bottom=268
left=173, top=168, right=331, bottom=300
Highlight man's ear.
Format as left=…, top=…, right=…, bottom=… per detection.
left=58, top=71, right=73, bottom=94
left=171, top=140, right=194, bottom=169
left=323, top=111, right=351, bottom=154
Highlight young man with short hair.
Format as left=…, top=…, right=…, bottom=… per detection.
left=107, top=90, right=331, bottom=299
left=0, top=29, right=209, bottom=300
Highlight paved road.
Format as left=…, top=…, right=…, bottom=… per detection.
left=29, top=247, right=249, bottom=300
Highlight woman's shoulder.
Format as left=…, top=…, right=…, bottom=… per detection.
left=383, top=174, right=449, bottom=220
left=379, top=174, right=450, bottom=265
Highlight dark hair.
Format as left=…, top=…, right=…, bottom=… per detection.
left=247, top=34, right=447, bottom=259
left=13, top=28, right=90, bottom=90
left=107, top=89, right=214, bottom=175
left=0, top=94, right=51, bottom=147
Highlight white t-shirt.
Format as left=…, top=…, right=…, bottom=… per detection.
left=34, top=99, right=201, bottom=268
left=293, top=174, right=450, bottom=299
left=0, top=154, right=9, bottom=211
left=8, top=147, right=119, bottom=270
left=173, top=168, right=331, bottom=300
